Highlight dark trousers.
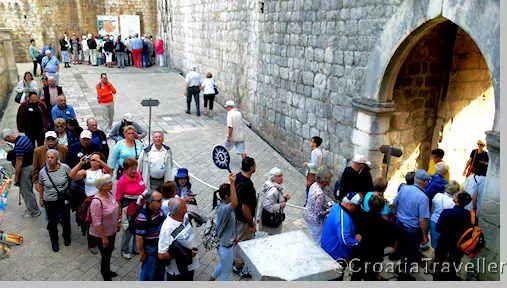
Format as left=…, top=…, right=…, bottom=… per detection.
left=203, top=94, right=215, bottom=110
left=93, top=234, right=116, bottom=281
left=395, top=221, right=422, bottom=271
left=186, top=86, right=200, bottom=115
left=26, top=130, right=45, bottom=148
left=45, top=199, right=71, bottom=245
left=434, top=243, right=464, bottom=280
left=33, top=60, right=40, bottom=76
left=142, top=52, right=150, bottom=67
left=166, top=270, right=194, bottom=281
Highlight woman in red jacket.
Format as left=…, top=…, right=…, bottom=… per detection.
left=155, top=38, right=165, bottom=67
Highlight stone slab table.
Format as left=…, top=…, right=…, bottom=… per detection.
left=238, top=230, right=341, bottom=281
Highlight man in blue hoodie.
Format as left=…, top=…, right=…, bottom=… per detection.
left=320, top=192, right=362, bottom=279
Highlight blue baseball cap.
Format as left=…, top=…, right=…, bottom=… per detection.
left=175, top=168, right=189, bottom=179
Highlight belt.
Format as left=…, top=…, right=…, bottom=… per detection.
left=150, top=177, right=164, bottom=181
left=222, top=243, right=234, bottom=248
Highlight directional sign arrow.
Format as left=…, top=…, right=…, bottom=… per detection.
left=141, top=99, right=160, bottom=107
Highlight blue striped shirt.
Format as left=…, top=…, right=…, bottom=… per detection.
left=14, top=136, right=34, bottom=166
left=135, top=206, right=164, bottom=255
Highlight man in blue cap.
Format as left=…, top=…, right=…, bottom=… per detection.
left=392, top=169, right=431, bottom=280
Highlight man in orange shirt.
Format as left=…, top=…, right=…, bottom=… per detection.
left=96, top=73, right=116, bottom=130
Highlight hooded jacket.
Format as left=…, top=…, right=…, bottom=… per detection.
left=320, top=203, right=359, bottom=260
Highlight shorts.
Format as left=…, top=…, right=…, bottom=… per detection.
left=224, top=140, right=246, bottom=155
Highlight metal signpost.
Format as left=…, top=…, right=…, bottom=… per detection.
left=140, top=98, right=160, bottom=146
left=379, top=145, right=403, bottom=182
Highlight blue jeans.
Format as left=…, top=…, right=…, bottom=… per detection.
left=430, top=220, right=440, bottom=249
left=140, top=253, right=165, bottom=281
left=142, top=52, right=150, bottom=67
left=212, top=245, right=234, bottom=281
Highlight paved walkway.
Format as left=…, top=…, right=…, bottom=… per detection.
left=0, top=63, right=434, bottom=281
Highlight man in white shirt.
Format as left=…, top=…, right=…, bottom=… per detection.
left=303, top=136, right=323, bottom=195
left=184, top=66, right=202, bottom=116
left=158, top=198, right=199, bottom=281
left=138, top=131, right=173, bottom=194
left=224, top=100, right=247, bottom=159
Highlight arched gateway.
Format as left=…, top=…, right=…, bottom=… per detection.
left=350, top=0, right=500, bottom=280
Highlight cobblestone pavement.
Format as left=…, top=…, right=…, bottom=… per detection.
left=0, top=63, right=433, bottom=281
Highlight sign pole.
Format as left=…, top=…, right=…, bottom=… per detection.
left=148, top=99, right=152, bottom=146
left=140, top=98, right=160, bottom=147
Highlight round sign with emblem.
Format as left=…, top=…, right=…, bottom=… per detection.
left=212, top=145, right=231, bottom=173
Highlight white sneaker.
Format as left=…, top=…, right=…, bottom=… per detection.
left=122, top=252, right=132, bottom=260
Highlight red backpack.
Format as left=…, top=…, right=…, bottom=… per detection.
left=457, top=210, right=485, bottom=258
left=77, top=196, right=102, bottom=227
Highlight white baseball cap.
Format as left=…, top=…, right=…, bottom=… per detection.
left=80, top=130, right=92, bottom=139
left=224, top=100, right=235, bottom=108
left=45, top=131, right=57, bottom=139
left=123, top=113, right=134, bottom=122
left=352, top=154, right=371, bottom=167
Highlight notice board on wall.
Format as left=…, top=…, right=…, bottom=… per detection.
left=119, top=15, right=141, bottom=40
left=97, top=15, right=119, bottom=39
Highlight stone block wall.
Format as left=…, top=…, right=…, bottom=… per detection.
left=158, top=0, right=261, bottom=126
left=0, top=27, right=18, bottom=115
left=159, top=0, right=405, bottom=176
left=0, top=0, right=157, bottom=62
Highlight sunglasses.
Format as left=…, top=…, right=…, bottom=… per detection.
left=56, top=125, right=65, bottom=128
left=152, top=199, right=162, bottom=203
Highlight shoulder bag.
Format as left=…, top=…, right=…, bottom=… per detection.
left=116, top=141, right=138, bottom=180
left=261, top=187, right=285, bottom=227
left=44, top=166, right=72, bottom=201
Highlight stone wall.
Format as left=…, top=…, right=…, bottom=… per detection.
left=0, top=0, right=157, bottom=62
left=158, top=0, right=260, bottom=124
left=0, top=27, right=18, bottom=116
left=386, top=23, right=449, bottom=184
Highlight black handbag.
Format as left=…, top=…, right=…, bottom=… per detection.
left=15, top=92, right=23, bottom=103
left=214, top=87, right=219, bottom=95
left=45, top=166, right=72, bottom=201
left=261, top=208, right=285, bottom=228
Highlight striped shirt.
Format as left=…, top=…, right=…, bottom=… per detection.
left=38, top=164, right=71, bottom=202
left=14, top=136, right=34, bottom=166
left=135, top=206, right=164, bottom=255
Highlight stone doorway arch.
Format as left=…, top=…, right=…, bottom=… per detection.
left=351, top=0, right=500, bottom=280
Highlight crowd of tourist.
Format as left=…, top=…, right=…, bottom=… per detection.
left=26, top=32, right=165, bottom=82
left=0, top=31, right=491, bottom=282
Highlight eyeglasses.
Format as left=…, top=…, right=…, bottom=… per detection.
left=56, top=125, right=65, bottom=128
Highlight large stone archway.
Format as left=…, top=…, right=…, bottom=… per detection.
left=351, top=0, right=500, bottom=280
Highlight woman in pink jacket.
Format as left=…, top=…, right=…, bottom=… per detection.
left=155, top=38, right=165, bottom=67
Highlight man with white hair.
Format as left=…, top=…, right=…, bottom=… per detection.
left=184, top=66, right=202, bottom=116
left=335, top=154, right=373, bottom=201
left=41, top=49, right=60, bottom=85
left=224, top=100, right=247, bottom=159
left=40, top=76, right=63, bottom=128
left=1, top=129, right=41, bottom=218
left=138, top=131, right=173, bottom=193
left=158, top=198, right=199, bottom=281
